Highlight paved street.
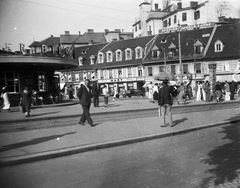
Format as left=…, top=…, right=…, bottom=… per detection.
left=0, top=96, right=240, bottom=167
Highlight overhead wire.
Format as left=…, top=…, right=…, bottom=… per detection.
left=16, top=0, right=137, bottom=23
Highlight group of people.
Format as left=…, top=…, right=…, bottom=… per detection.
left=214, top=80, right=236, bottom=102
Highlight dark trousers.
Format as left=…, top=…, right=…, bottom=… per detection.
left=104, top=96, right=108, bottom=106
left=80, top=104, right=93, bottom=125
left=93, top=95, right=99, bottom=107
left=230, top=92, right=234, bottom=100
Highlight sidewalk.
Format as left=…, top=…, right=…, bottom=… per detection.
left=1, top=97, right=240, bottom=166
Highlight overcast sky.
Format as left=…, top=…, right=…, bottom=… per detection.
left=0, top=0, right=239, bottom=52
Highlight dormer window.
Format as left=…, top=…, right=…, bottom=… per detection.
left=194, top=40, right=203, bottom=54
left=115, top=50, right=122, bottom=61
left=98, top=52, right=104, bottom=63
left=151, top=45, right=160, bottom=58
left=135, top=47, right=143, bottom=59
left=90, top=55, right=95, bottom=65
left=215, top=40, right=223, bottom=52
left=78, top=56, right=83, bottom=66
left=125, top=48, right=132, bottom=60
left=106, top=51, right=113, bottom=62
left=168, top=43, right=177, bottom=57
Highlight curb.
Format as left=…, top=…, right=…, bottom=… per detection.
left=1, top=118, right=240, bottom=167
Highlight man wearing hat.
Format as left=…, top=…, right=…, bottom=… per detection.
left=77, top=79, right=94, bottom=127
left=158, top=79, right=174, bottom=127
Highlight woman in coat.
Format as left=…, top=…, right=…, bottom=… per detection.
left=1, top=86, right=11, bottom=112
left=20, top=86, right=32, bottom=117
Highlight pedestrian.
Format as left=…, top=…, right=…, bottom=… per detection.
left=230, top=80, right=236, bottom=100
left=148, top=82, right=154, bottom=102
left=77, top=79, right=94, bottom=127
left=196, top=82, right=202, bottom=101
left=204, top=80, right=211, bottom=102
left=68, top=85, right=75, bottom=100
left=112, top=85, right=118, bottom=101
left=20, top=86, right=32, bottom=117
left=102, top=85, right=109, bottom=107
left=177, top=83, right=185, bottom=104
left=214, top=81, right=222, bottom=102
left=158, top=79, right=174, bottom=127
left=92, top=81, right=100, bottom=107
left=1, top=86, right=11, bottom=112
left=223, top=80, right=230, bottom=101
left=152, top=83, right=159, bottom=103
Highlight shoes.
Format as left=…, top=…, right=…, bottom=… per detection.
left=79, top=122, right=85, bottom=126
left=90, top=124, right=96, bottom=127
left=161, top=125, right=167, bottom=127
left=25, top=114, right=30, bottom=118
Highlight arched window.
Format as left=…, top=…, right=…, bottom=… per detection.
left=115, top=49, right=122, bottom=61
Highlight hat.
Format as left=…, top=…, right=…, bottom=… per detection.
left=163, top=79, right=168, bottom=85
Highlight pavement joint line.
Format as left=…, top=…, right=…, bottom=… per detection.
left=1, top=118, right=240, bottom=167
left=1, top=100, right=239, bottom=125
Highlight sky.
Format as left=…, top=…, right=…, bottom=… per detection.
left=0, top=0, right=239, bottom=52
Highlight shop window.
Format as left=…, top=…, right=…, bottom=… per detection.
left=118, top=69, right=122, bottom=78
left=183, top=64, right=188, bottom=74
left=159, top=66, right=164, bottom=72
left=109, top=70, right=113, bottom=79
left=128, top=67, right=132, bottom=77
left=171, top=65, right=176, bottom=75
left=0, top=72, right=20, bottom=93
left=148, top=67, right=153, bottom=76
left=195, top=63, right=201, bottom=73
left=38, top=72, right=46, bottom=92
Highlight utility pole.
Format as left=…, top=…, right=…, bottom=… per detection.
left=178, top=21, right=183, bottom=83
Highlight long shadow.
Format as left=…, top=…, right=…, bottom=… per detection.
left=199, top=114, right=240, bottom=187
left=172, top=118, right=188, bottom=127
left=0, top=132, right=77, bottom=152
left=29, top=111, right=61, bottom=117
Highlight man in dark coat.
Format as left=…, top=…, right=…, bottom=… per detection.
left=230, top=81, right=236, bottom=100
left=158, top=79, right=174, bottom=127
left=91, top=81, right=100, bottom=107
left=77, top=79, right=94, bottom=127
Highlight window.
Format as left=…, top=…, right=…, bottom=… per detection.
left=163, top=20, right=168, bottom=27
left=139, top=22, right=141, bottom=30
left=115, top=50, right=122, bottom=61
left=90, top=55, right=95, bottom=65
left=37, top=72, right=46, bottom=92
left=174, top=15, right=177, bottom=23
left=138, top=67, right=143, bottom=77
left=222, top=62, right=230, bottom=71
left=109, top=69, right=113, bottom=79
left=125, top=48, right=132, bottom=60
left=118, top=69, right=122, bottom=78
left=106, top=51, right=113, bottom=62
left=128, top=67, right=132, bottom=77
left=171, top=65, right=176, bottom=74
left=135, top=26, right=137, bottom=32
left=98, top=52, right=104, bottom=63
left=159, top=66, right=164, bottom=72
left=78, top=56, right=83, bottom=66
left=195, top=63, right=201, bottom=73
left=194, top=10, right=200, bottom=20
left=71, top=72, right=75, bottom=81
left=182, top=12, right=187, bottom=21
left=215, top=40, right=223, bottom=52
left=168, top=18, right=171, bottom=26
left=0, top=72, right=20, bottom=93
left=183, top=64, right=188, bottom=74
left=151, top=45, right=160, bottom=58
left=168, top=43, right=177, bottom=57
left=148, top=67, right=153, bottom=76
left=135, top=47, right=142, bottom=59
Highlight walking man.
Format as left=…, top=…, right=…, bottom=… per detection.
left=92, top=81, right=100, bottom=107
left=77, top=79, right=94, bottom=127
left=158, top=79, right=174, bottom=127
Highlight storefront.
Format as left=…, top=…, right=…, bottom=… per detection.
left=0, top=55, right=78, bottom=106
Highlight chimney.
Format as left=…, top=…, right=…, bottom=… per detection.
left=65, top=31, right=70, bottom=35
left=114, top=29, right=121, bottom=32
left=87, top=29, right=94, bottom=33
left=78, top=31, right=81, bottom=35
left=105, top=29, right=109, bottom=33
left=88, top=40, right=94, bottom=45
left=155, top=3, right=158, bottom=10
left=190, top=1, right=198, bottom=8
left=177, top=2, right=182, bottom=9
left=51, top=35, right=53, bottom=37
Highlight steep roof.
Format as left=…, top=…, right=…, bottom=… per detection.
left=60, top=34, right=81, bottom=44
left=41, top=36, right=60, bottom=46
left=28, top=41, right=42, bottom=48
left=75, top=32, right=107, bottom=44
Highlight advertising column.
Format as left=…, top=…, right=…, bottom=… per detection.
left=208, top=63, right=217, bottom=99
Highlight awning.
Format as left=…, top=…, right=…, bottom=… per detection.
left=205, top=74, right=240, bottom=82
